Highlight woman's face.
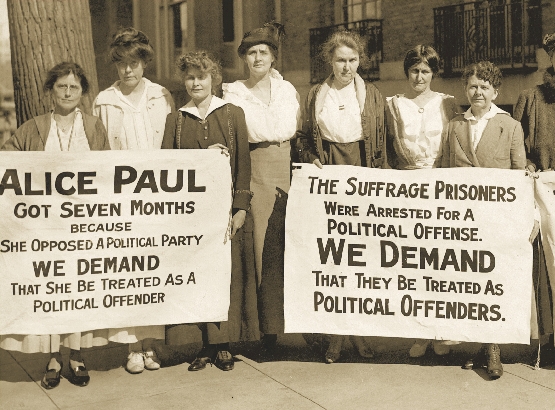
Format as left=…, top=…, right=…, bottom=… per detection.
left=244, top=44, right=274, bottom=77
left=52, top=73, right=82, bottom=114
left=465, top=74, right=498, bottom=114
left=332, top=45, right=360, bottom=87
left=408, top=62, right=433, bottom=94
left=116, top=58, right=145, bottom=90
left=184, top=68, right=213, bottom=104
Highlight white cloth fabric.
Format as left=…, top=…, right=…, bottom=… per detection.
left=463, top=103, right=509, bottom=151
left=317, top=81, right=362, bottom=143
left=92, top=78, right=172, bottom=345
left=222, top=71, right=299, bottom=143
left=392, top=92, right=453, bottom=168
left=45, top=109, right=90, bottom=152
left=179, top=95, right=228, bottom=119
left=93, top=78, right=174, bottom=150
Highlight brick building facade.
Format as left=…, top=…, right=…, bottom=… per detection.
left=89, top=0, right=555, bottom=110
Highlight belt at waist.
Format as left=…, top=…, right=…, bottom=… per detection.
left=250, top=139, right=291, bottom=149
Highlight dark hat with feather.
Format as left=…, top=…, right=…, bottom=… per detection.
left=238, top=22, right=285, bottom=56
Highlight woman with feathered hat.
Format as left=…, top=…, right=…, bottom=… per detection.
left=223, top=22, right=300, bottom=351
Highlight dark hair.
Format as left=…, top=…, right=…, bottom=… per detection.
left=109, top=27, right=154, bottom=64
left=177, top=51, right=222, bottom=91
left=462, top=61, right=502, bottom=89
left=403, top=45, right=440, bottom=77
left=44, top=62, right=90, bottom=94
left=321, top=30, right=370, bottom=69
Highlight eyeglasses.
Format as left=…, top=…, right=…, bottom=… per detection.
left=115, top=60, right=141, bottom=69
left=55, top=84, right=82, bottom=95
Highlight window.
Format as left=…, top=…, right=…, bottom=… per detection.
left=343, top=0, right=381, bottom=22
left=170, top=0, right=188, bottom=59
left=434, top=0, right=542, bottom=75
left=222, top=0, right=234, bottom=43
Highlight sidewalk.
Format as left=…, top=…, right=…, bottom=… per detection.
left=1, top=335, right=554, bottom=410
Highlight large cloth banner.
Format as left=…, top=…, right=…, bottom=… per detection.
left=285, top=165, right=534, bottom=344
left=533, top=171, right=555, bottom=334
left=0, top=150, right=232, bottom=335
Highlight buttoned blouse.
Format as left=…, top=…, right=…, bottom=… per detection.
left=176, top=97, right=228, bottom=149
left=44, top=109, right=90, bottom=152
left=393, top=92, right=454, bottom=169
left=222, top=70, right=299, bottom=144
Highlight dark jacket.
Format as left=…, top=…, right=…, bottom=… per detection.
left=161, top=103, right=251, bottom=211
left=295, top=74, right=387, bottom=168
left=514, top=67, right=555, bottom=171
left=2, top=112, right=110, bottom=151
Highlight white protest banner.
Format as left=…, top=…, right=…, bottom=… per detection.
left=533, top=171, right=555, bottom=333
left=0, top=150, right=232, bottom=335
left=285, top=165, right=534, bottom=344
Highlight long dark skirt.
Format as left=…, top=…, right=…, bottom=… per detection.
left=166, top=211, right=260, bottom=344
left=258, top=186, right=288, bottom=334
left=321, top=139, right=366, bottom=166
left=533, top=236, right=554, bottom=337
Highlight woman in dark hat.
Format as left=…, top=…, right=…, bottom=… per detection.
left=223, top=22, right=300, bottom=351
left=296, top=30, right=386, bottom=363
left=514, top=33, right=555, bottom=367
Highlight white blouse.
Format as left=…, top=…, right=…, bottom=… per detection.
left=45, top=109, right=90, bottom=152
left=317, top=81, right=362, bottom=143
left=112, top=85, right=155, bottom=150
left=394, top=92, right=453, bottom=169
left=222, top=70, right=299, bottom=144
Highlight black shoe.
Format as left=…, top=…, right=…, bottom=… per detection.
left=41, top=362, right=62, bottom=390
left=463, top=347, right=486, bottom=370
left=261, top=334, right=278, bottom=351
left=69, top=361, right=90, bottom=387
left=214, top=350, right=234, bottom=371
left=188, top=356, right=210, bottom=371
left=486, top=344, right=503, bottom=379
left=540, top=343, right=555, bottom=367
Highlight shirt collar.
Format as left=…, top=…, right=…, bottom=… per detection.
left=179, top=95, right=227, bottom=119
left=464, top=103, right=508, bottom=121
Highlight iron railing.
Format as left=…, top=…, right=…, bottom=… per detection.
left=309, top=19, right=383, bottom=83
left=434, top=0, right=542, bottom=76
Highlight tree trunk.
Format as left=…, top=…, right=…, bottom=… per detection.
left=7, top=0, right=98, bottom=126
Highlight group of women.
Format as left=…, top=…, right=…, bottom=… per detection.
left=0, top=22, right=553, bottom=388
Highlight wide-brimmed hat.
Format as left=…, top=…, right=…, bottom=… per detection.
left=237, top=22, right=285, bottom=56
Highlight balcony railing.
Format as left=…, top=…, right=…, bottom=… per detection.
left=309, top=19, right=383, bottom=84
left=434, top=0, right=542, bottom=76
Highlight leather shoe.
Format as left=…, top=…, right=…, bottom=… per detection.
left=261, top=334, right=278, bottom=351
left=214, top=350, right=234, bottom=371
left=486, top=343, right=503, bottom=379
left=69, top=361, right=90, bottom=387
left=188, top=356, right=210, bottom=371
left=463, top=347, right=486, bottom=370
left=41, top=362, right=62, bottom=390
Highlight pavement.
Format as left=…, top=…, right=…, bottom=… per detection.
left=1, top=334, right=554, bottom=410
